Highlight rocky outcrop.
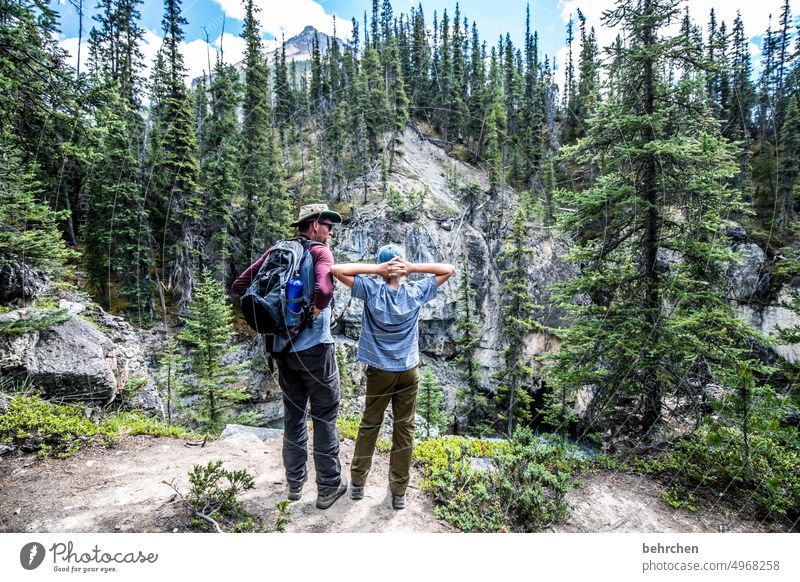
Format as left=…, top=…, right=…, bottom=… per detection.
left=722, top=223, right=800, bottom=365
left=0, top=261, right=49, bottom=303
left=0, top=300, right=162, bottom=412
left=739, top=282, right=800, bottom=363
left=727, top=242, right=768, bottom=301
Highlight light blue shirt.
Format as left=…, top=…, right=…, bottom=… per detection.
left=351, top=274, right=438, bottom=371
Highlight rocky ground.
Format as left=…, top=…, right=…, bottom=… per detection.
left=0, top=432, right=788, bottom=534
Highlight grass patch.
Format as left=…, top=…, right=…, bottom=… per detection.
left=336, top=414, right=391, bottom=453
left=0, top=394, right=200, bottom=458
left=103, top=411, right=200, bottom=440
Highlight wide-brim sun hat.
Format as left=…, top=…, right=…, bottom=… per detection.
left=290, top=203, right=343, bottom=227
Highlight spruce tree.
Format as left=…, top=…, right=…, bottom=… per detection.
left=495, top=207, right=542, bottom=435
left=0, top=139, right=77, bottom=275
left=419, top=368, right=448, bottom=439
left=202, top=55, right=241, bottom=282
left=550, top=0, right=758, bottom=440
left=238, top=0, right=290, bottom=267
left=83, top=85, right=153, bottom=318
left=145, top=0, right=201, bottom=310
left=178, top=269, right=250, bottom=432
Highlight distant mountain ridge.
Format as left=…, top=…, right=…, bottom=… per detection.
left=193, top=25, right=339, bottom=88
left=270, top=25, right=341, bottom=64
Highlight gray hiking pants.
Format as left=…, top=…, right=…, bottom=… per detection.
left=277, top=342, right=342, bottom=495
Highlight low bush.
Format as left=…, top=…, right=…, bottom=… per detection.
left=0, top=394, right=200, bottom=458
left=666, top=424, right=800, bottom=519
left=414, top=429, right=573, bottom=532
left=336, top=413, right=391, bottom=453
left=0, top=395, right=115, bottom=458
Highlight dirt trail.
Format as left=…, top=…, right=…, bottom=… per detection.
left=0, top=434, right=785, bottom=533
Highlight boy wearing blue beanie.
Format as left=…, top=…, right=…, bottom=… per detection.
left=330, top=246, right=454, bottom=509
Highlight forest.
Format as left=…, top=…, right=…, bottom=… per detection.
left=1, top=0, right=799, bottom=532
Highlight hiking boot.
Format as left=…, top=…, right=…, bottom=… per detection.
left=392, top=494, right=406, bottom=510
left=287, top=483, right=303, bottom=501
left=350, top=484, right=364, bottom=500
left=316, top=476, right=348, bottom=510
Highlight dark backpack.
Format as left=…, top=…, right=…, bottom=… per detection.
left=240, top=239, right=322, bottom=339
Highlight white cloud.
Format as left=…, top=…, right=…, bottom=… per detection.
left=58, top=27, right=250, bottom=96
left=212, top=0, right=353, bottom=40
left=555, top=0, right=785, bottom=87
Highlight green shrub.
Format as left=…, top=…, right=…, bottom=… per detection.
left=661, top=483, right=697, bottom=511
left=0, top=395, right=115, bottom=458
left=414, top=430, right=572, bottom=532
left=0, top=308, right=70, bottom=335
left=0, top=395, right=200, bottom=458
left=184, top=460, right=257, bottom=532
left=336, top=413, right=391, bottom=453
left=667, top=424, right=800, bottom=518
left=102, top=411, right=199, bottom=440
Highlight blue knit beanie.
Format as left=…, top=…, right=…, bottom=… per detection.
left=376, top=244, right=405, bottom=264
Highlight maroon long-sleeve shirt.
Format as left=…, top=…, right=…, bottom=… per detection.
left=230, top=242, right=335, bottom=310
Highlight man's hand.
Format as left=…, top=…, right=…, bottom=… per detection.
left=310, top=306, right=322, bottom=320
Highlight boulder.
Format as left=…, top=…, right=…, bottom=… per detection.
left=728, top=242, right=766, bottom=301
left=0, top=305, right=163, bottom=411
left=0, top=261, right=49, bottom=303
left=220, top=424, right=283, bottom=441
left=0, top=311, right=118, bottom=403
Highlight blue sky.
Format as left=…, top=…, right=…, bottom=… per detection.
left=53, top=0, right=786, bottom=87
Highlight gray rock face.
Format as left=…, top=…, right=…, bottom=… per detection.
left=728, top=242, right=767, bottom=301
left=0, top=261, right=49, bottom=303
left=0, top=312, right=118, bottom=403
left=0, top=304, right=163, bottom=412
left=739, top=282, right=800, bottom=363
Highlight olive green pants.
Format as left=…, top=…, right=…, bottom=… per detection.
left=351, top=366, right=419, bottom=496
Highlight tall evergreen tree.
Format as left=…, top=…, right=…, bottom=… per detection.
left=238, top=0, right=290, bottom=268
left=179, top=269, right=251, bottom=431
left=83, top=85, right=153, bottom=319
left=550, top=0, right=758, bottom=439
left=145, top=0, right=201, bottom=310
left=495, top=207, right=542, bottom=435
left=419, top=368, right=448, bottom=438
left=202, top=54, right=241, bottom=283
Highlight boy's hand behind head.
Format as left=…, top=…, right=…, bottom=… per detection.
left=387, top=257, right=411, bottom=277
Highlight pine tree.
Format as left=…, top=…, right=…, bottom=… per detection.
left=495, top=207, right=542, bottom=435
left=360, top=45, right=388, bottom=159
left=562, top=16, right=578, bottom=144
left=778, top=96, right=800, bottom=231
left=178, top=269, right=250, bottom=432
left=202, top=55, right=241, bottom=282
left=483, top=47, right=506, bottom=197
left=550, top=0, right=758, bottom=440
left=145, top=0, right=201, bottom=310
left=0, top=139, right=77, bottom=275
left=574, top=10, right=599, bottom=139
left=1, top=0, right=87, bottom=249
left=454, top=255, right=481, bottom=388
left=238, top=0, right=290, bottom=269
left=83, top=85, right=153, bottom=318
left=419, top=368, right=448, bottom=439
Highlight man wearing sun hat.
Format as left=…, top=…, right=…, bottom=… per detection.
left=231, top=203, right=348, bottom=509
